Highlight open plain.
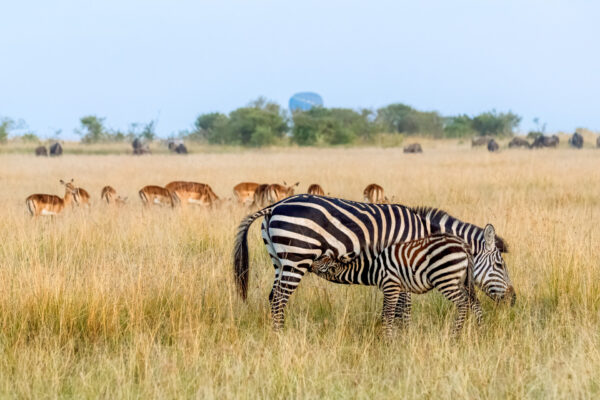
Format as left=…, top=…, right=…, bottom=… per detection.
left=0, top=143, right=598, bottom=398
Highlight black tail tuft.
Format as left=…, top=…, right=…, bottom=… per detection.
left=233, top=206, right=273, bottom=301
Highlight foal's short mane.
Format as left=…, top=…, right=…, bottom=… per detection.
left=410, top=206, right=509, bottom=253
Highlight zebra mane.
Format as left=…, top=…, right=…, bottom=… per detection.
left=410, top=206, right=509, bottom=253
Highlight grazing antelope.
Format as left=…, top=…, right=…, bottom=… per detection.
left=307, top=184, right=325, bottom=196
left=252, top=184, right=270, bottom=208
left=233, top=182, right=261, bottom=205
left=268, top=182, right=299, bottom=203
left=363, top=183, right=388, bottom=203
left=101, top=186, right=116, bottom=203
left=138, top=185, right=178, bottom=208
left=101, top=186, right=127, bottom=205
left=253, top=182, right=299, bottom=208
left=165, top=181, right=220, bottom=207
left=75, top=186, right=91, bottom=206
left=25, top=179, right=79, bottom=217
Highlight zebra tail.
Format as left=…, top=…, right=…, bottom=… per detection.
left=233, top=206, right=274, bottom=301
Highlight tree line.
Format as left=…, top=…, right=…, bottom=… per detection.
left=189, top=98, right=521, bottom=146
left=1, top=98, right=522, bottom=146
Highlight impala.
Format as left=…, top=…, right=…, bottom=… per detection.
left=307, top=183, right=325, bottom=196
left=253, top=181, right=299, bottom=208
left=101, top=186, right=127, bottom=205
left=75, top=186, right=91, bottom=206
left=26, top=179, right=79, bottom=216
left=363, top=183, right=388, bottom=203
left=165, top=181, right=220, bottom=207
left=138, top=185, right=178, bottom=207
left=233, top=182, right=261, bottom=205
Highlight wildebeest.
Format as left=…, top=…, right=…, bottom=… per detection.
left=508, top=137, right=530, bottom=149
left=487, top=139, right=500, bottom=152
left=35, top=146, right=48, bottom=156
left=531, top=135, right=559, bottom=148
left=403, top=143, right=423, bottom=153
left=132, top=138, right=151, bottom=155
left=174, top=143, right=188, bottom=154
left=472, top=136, right=493, bottom=147
left=569, top=132, right=583, bottom=149
left=597, top=136, right=600, bottom=148
left=49, top=142, right=63, bottom=156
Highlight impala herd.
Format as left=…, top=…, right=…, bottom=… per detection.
left=25, top=179, right=392, bottom=216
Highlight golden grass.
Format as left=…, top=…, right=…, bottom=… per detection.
left=0, top=143, right=599, bottom=398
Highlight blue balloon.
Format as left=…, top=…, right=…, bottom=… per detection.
left=289, top=92, right=323, bottom=112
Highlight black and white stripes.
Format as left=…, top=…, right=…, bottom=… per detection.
left=312, top=233, right=483, bottom=336
left=233, top=194, right=514, bottom=332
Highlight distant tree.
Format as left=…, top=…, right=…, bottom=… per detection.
left=110, top=130, right=128, bottom=142
left=20, top=132, right=40, bottom=142
left=76, top=115, right=109, bottom=143
left=195, top=112, right=227, bottom=131
left=292, top=107, right=372, bottom=145
left=444, top=115, right=475, bottom=138
left=375, top=103, right=415, bottom=133
left=0, top=118, right=14, bottom=143
left=141, top=120, right=157, bottom=141
left=527, top=117, right=546, bottom=139
left=471, top=110, right=521, bottom=136
left=375, top=103, right=444, bottom=137
left=226, top=99, right=288, bottom=146
left=189, top=112, right=229, bottom=143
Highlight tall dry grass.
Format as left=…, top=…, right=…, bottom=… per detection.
left=0, top=144, right=598, bottom=398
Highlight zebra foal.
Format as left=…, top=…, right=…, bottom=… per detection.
left=312, top=233, right=482, bottom=337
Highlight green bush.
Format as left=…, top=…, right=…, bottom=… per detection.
left=471, top=110, right=521, bottom=136
left=292, top=107, right=373, bottom=146
left=375, top=103, right=444, bottom=137
left=0, top=118, right=13, bottom=143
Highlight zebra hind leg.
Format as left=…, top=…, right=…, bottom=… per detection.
left=262, top=221, right=281, bottom=307
left=270, top=263, right=310, bottom=331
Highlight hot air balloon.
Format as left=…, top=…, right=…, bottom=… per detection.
left=289, top=92, right=323, bottom=112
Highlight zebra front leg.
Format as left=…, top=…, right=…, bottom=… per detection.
left=394, top=291, right=412, bottom=330
left=438, top=288, right=470, bottom=336
left=381, top=286, right=401, bottom=340
left=468, top=288, right=483, bottom=326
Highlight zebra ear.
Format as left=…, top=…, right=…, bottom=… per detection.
left=484, top=224, right=496, bottom=251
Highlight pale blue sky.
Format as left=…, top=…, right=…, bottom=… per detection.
left=1, top=0, right=598, bottom=139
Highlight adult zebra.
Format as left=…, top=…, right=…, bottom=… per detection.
left=233, top=194, right=514, bottom=330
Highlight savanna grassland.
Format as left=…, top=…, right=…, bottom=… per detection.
left=0, top=142, right=598, bottom=399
